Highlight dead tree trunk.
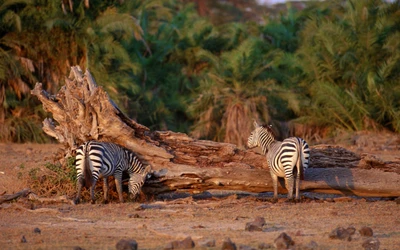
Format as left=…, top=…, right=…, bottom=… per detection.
left=31, top=66, right=400, bottom=198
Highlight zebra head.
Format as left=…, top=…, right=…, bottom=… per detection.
left=247, top=121, right=275, bottom=149
left=247, top=121, right=263, bottom=148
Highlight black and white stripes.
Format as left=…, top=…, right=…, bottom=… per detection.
left=247, top=121, right=310, bottom=200
left=74, top=141, right=151, bottom=204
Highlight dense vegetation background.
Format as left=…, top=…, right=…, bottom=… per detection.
left=1, top=0, right=399, bottom=147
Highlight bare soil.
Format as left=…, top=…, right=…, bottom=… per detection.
left=0, top=135, right=400, bottom=250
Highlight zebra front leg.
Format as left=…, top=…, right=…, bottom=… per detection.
left=103, top=176, right=109, bottom=204
left=114, top=177, right=124, bottom=203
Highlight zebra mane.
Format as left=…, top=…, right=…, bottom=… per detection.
left=261, top=124, right=276, bottom=137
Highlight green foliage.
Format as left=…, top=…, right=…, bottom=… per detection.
left=2, top=0, right=400, bottom=144
left=45, top=157, right=76, bottom=184
left=296, top=0, right=400, bottom=133
left=189, top=37, right=293, bottom=147
left=28, top=158, right=77, bottom=197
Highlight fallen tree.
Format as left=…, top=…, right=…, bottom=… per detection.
left=31, top=66, right=400, bottom=198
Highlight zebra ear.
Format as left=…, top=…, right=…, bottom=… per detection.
left=253, top=120, right=259, bottom=128
left=144, top=165, right=152, bottom=174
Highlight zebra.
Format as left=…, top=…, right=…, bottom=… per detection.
left=73, top=141, right=152, bottom=204
left=247, top=121, right=310, bottom=200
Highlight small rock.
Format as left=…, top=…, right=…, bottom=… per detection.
left=164, top=236, right=195, bottom=249
left=21, top=235, right=27, bottom=243
left=33, top=227, right=41, bottom=234
left=116, top=239, right=138, bottom=250
left=198, top=238, right=215, bottom=247
left=222, top=237, right=237, bottom=250
left=362, top=237, right=380, bottom=250
left=346, top=226, right=356, bottom=236
left=245, top=216, right=266, bottom=232
left=258, top=242, right=273, bottom=249
left=245, top=223, right=263, bottom=232
left=359, top=227, right=374, bottom=237
left=274, top=232, right=294, bottom=249
left=73, top=247, right=84, bottom=250
left=128, top=214, right=140, bottom=218
left=180, top=236, right=195, bottom=248
left=329, top=227, right=351, bottom=241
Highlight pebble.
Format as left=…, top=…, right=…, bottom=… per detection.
left=33, top=227, right=41, bottom=234
left=221, top=237, right=237, bottom=250
left=362, top=237, right=380, bottom=250
left=329, top=227, right=352, bottom=241
left=116, top=239, right=138, bottom=250
left=359, top=226, right=374, bottom=237
left=245, top=216, right=266, bottom=232
left=274, top=232, right=294, bottom=249
left=164, top=236, right=195, bottom=249
left=21, top=235, right=27, bottom=243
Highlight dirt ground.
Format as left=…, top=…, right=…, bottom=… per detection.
left=0, top=134, right=400, bottom=250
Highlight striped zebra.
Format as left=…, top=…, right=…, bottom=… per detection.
left=73, top=141, right=152, bottom=204
left=247, top=121, right=310, bottom=200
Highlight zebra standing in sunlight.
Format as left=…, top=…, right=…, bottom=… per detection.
left=74, top=141, right=152, bottom=204
left=247, top=121, right=310, bottom=200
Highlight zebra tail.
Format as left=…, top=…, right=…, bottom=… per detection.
left=298, top=140, right=305, bottom=180
left=83, top=143, right=93, bottom=189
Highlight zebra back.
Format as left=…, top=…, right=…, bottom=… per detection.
left=76, top=141, right=149, bottom=182
left=248, top=122, right=310, bottom=177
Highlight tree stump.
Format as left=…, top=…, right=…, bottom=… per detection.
left=31, top=66, right=400, bottom=198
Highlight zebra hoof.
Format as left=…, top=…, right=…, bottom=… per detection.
left=73, top=198, right=80, bottom=205
left=271, top=198, right=278, bottom=203
left=90, top=200, right=96, bottom=204
left=285, top=198, right=295, bottom=203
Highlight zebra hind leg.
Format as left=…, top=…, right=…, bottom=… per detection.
left=73, top=178, right=84, bottom=205
left=102, top=177, right=109, bottom=204
left=295, top=168, right=301, bottom=201
left=90, top=181, right=97, bottom=204
left=285, top=175, right=295, bottom=201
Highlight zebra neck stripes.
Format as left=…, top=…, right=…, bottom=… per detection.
left=258, top=130, right=276, bottom=155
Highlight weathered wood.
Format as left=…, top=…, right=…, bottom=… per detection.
left=0, top=188, right=31, bottom=204
left=143, top=164, right=400, bottom=198
left=31, top=66, right=400, bottom=198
